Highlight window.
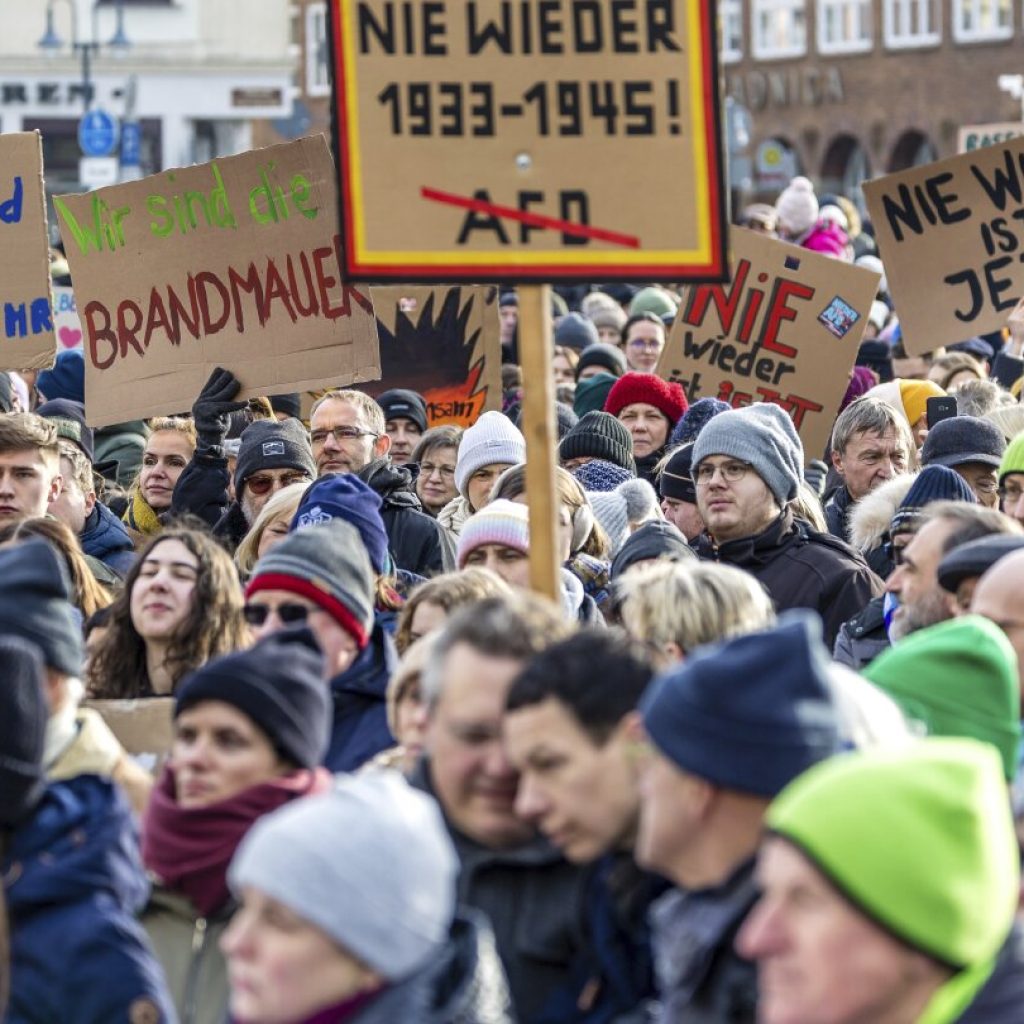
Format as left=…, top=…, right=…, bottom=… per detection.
left=883, top=0, right=941, bottom=47
left=720, top=0, right=744, bottom=62
left=306, top=2, right=331, bottom=97
left=953, top=0, right=1012, bottom=41
left=753, top=0, right=807, bottom=59
left=817, top=0, right=873, bottom=51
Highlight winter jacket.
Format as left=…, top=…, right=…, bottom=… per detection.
left=325, top=621, right=397, bottom=773
left=958, top=923, right=1024, bottom=1022
left=992, top=350, right=1024, bottom=391
left=650, top=859, right=758, bottom=1024
left=412, top=761, right=591, bottom=1024
left=823, top=485, right=854, bottom=541
left=833, top=596, right=890, bottom=671
left=169, top=450, right=243, bottom=545
left=635, top=447, right=666, bottom=487
left=846, top=473, right=917, bottom=580
left=561, top=567, right=605, bottom=625
left=80, top=501, right=137, bottom=576
left=358, top=459, right=453, bottom=576
left=4, top=776, right=176, bottom=1024
left=95, top=420, right=148, bottom=489
left=695, top=511, right=884, bottom=650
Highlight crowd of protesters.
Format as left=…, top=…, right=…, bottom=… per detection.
left=1, top=172, right=1024, bottom=1024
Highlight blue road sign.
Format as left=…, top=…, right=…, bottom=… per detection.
left=78, top=109, right=119, bottom=157
left=120, top=121, right=141, bottom=166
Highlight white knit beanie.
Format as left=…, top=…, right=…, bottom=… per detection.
left=588, top=478, right=659, bottom=554
left=775, top=176, right=819, bottom=239
left=454, top=411, right=527, bottom=498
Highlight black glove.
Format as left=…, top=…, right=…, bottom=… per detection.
left=803, top=459, right=829, bottom=500
left=192, top=367, right=246, bottom=453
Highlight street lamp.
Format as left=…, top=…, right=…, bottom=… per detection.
left=37, top=0, right=131, bottom=114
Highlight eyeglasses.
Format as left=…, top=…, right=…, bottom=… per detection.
left=693, top=461, right=751, bottom=486
left=310, top=426, right=379, bottom=445
left=245, top=472, right=310, bottom=496
left=243, top=603, right=319, bottom=627
left=420, top=462, right=456, bottom=480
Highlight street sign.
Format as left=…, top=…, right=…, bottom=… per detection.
left=328, top=0, right=727, bottom=284
left=120, top=121, right=141, bottom=166
left=957, top=122, right=1024, bottom=154
left=78, top=109, right=119, bottom=158
left=79, top=156, right=120, bottom=189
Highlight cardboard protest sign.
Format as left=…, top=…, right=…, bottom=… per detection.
left=364, top=285, right=501, bottom=427
left=656, top=228, right=881, bottom=461
left=0, top=132, right=56, bottom=371
left=52, top=285, right=84, bottom=353
left=53, top=134, right=381, bottom=427
left=328, top=0, right=727, bottom=283
left=863, top=137, right=1024, bottom=356
left=84, top=698, right=175, bottom=763
left=958, top=123, right=1024, bottom=154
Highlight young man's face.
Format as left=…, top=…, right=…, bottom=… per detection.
left=0, top=448, right=61, bottom=522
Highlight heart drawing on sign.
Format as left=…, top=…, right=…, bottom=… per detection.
left=58, top=327, right=82, bottom=349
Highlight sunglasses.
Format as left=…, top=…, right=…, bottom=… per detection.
left=245, top=473, right=309, bottom=497
left=243, top=603, right=317, bottom=626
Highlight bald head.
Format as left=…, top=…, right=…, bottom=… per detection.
left=971, top=549, right=1024, bottom=702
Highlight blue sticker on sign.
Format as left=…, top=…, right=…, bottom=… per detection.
left=818, top=296, right=860, bottom=339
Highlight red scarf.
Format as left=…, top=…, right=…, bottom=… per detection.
left=142, top=765, right=332, bottom=916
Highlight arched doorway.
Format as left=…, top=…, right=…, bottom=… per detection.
left=889, top=130, right=937, bottom=172
left=820, top=134, right=872, bottom=215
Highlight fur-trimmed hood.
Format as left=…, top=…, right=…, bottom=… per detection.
left=847, top=473, right=917, bottom=552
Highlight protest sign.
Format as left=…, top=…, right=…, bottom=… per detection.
left=365, top=285, right=501, bottom=427
left=52, top=285, right=84, bottom=352
left=84, top=698, right=175, bottom=763
left=53, top=134, right=381, bottom=427
left=328, top=0, right=727, bottom=283
left=958, top=123, right=1024, bottom=154
left=863, top=137, right=1024, bottom=355
left=0, top=132, right=56, bottom=371
left=656, top=228, right=881, bottom=461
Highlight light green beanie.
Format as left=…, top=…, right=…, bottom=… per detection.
left=998, top=431, right=1024, bottom=486
left=628, top=286, right=677, bottom=320
left=863, top=616, right=1021, bottom=780
left=767, top=738, right=1019, bottom=973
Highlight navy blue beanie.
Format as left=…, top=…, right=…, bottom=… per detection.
left=0, top=635, right=48, bottom=827
left=36, top=350, right=85, bottom=404
left=572, top=459, right=634, bottom=493
left=659, top=443, right=697, bottom=503
left=640, top=612, right=843, bottom=796
left=291, top=473, right=390, bottom=574
left=175, top=628, right=329, bottom=770
left=890, top=465, right=976, bottom=535
left=669, top=397, right=731, bottom=446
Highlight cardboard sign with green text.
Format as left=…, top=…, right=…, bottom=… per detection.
left=863, top=136, right=1024, bottom=355
left=0, top=132, right=56, bottom=371
left=364, top=285, right=501, bottom=427
left=656, top=227, right=881, bottom=461
left=54, top=134, right=381, bottom=427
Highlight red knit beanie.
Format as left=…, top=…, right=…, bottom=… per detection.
left=604, top=372, right=688, bottom=426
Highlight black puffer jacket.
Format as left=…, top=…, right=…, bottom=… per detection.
left=833, top=595, right=890, bottom=670
left=823, top=485, right=854, bottom=542
left=358, top=459, right=454, bottom=576
left=695, top=511, right=884, bottom=649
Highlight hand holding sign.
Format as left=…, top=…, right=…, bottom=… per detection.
left=1007, top=295, right=1024, bottom=356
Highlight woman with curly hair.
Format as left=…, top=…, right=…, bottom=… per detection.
left=86, top=523, right=249, bottom=697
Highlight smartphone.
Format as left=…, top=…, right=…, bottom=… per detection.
left=926, top=395, right=958, bottom=430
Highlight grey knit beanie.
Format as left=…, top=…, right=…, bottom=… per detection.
left=229, top=772, right=458, bottom=981
left=588, top=478, right=659, bottom=553
left=692, top=404, right=804, bottom=507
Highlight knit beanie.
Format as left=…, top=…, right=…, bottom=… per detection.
left=669, top=397, right=730, bottom=446
left=864, top=616, right=1021, bottom=780
left=571, top=459, right=634, bottom=493
left=921, top=416, right=1006, bottom=470
left=775, top=176, right=819, bottom=238
left=36, top=349, right=85, bottom=404
left=604, top=372, right=688, bottom=425
left=555, top=312, right=599, bottom=352
left=660, top=443, right=697, bottom=503
left=840, top=367, right=878, bottom=414
left=454, top=411, right=526, bottom=498
left=588, top=478, right=659, bottom=553
left=576, top=343, right=627, bottom=381
left=291, top=474, right=390, bottom=575
left=268, top=393, right=301, bottom=420
left=247, top=520, right=375, bottom=651
left=559, top=411, right=636, bottom=473
left=229, top=772, right=458, bottom=981
left=175, top=629, right=330, bottom=769
left=456, top=499, right=530, bottom=569
left=574, top=372, right=618, bottom=417
left=36, top=398, right=94, bottom=462
left=609, top=520, right=695, bottom=579
left=767, top=738, right=1019, bottom=971
left=590, top=307, right=627, bottom=337
left=692, top=403, right=804, bottom=507
left=629, top=286, right=678, bottom=320
left=889, top=465, right=977, bottom=535
left=234, top=418, right=316, bottom=495
left=0, top=635, right=48, bottom=828
left=376, top=389, right=428, bottom=434
left=937, top=535, right=1024, bottom=593
left=0, top=539, right=83, bottom=675
left=899, top=379, right=945, bottom=426
left=997, top=432, right=1024, bottom=486
left=857, top=341, right=894, bottom=384
left=641, top=612, right=842, bottom=796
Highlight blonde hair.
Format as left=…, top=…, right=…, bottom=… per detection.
left=792, top=481, right=828, bottom=533
left=985, top=404, right=1024, bottom=442
left=386, top=633, right=437, bottom=735
left=146, top=416, right=197, bottom=449
left=616, top=560, right=776, bottom=661
left=930, top=351, right=985, bottom=390
left=0, top=413, right=59, bottom=465
left=235, top=481, right=308, bottom=576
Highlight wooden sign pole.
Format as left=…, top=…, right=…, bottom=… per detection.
left=518, top=284, right=561, bottom=603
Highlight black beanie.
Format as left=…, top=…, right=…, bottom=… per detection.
left=269, top=393, right=302, bottom=419
left=234, top=418, right=316, bottom=495
left=559, top=411, right=636, bottom=473
left=175, top=628, right=330, bottom=770
left=610, top=520, right=694, bottom=580
left=376, top=389, right=428, bottom=434
left=0, top=635, right=48, bottom=828
left=0, top=540, right=83, bottom=675
left=575, top=343, right=627, bottom=380
left=660, top=443, right=697, bottom=503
